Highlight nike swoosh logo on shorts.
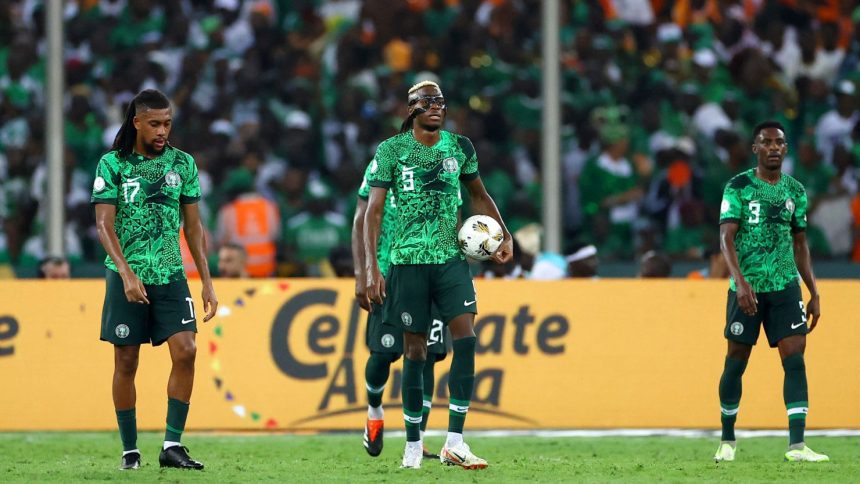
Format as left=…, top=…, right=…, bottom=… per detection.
left=464, top=300, right=476, bottom=306
left=791, top=322, right=805, bottom=329
left=181, top=318, right=195, bottom=325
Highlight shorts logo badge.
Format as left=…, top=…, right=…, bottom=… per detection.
left=443, top=157, right=458, bottom=173
left=401, top=312, right=413, bottom=326
left=93, top=176, right=106, bottom=192
left=115, top=324, right=130, bottom=339
left=730, top=322, right=743, bottom=335
left=785, top=198, right=795, bottom=214
left=381, top=334, right=395, bottom=348
left=165, top=171, right=181, bottom=187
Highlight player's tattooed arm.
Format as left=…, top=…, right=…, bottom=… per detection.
left=182, top=203, right=218, bottom=322
left=464, top=176, right=513, bottom=264
left=720, top=222, right=756, bottom=316
left=364, top=187, right=387, bottom=305
left=352, top=197, right=371, bottom=311
left=94, top=203, right=149, bottom=304
left=793, top=230, right=820, bottom=332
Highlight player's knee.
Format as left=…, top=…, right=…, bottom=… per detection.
left=403, top=341, right=427, bottom=362
left=114, top=348, right=139, bottom=375
left=726, top=342, right=752, bottom=361
left=172, top=341, right=197, bottom=366
left=777, top=335, right=806, bottom=359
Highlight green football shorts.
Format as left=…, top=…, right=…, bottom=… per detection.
left=100, top=269, right=198, bottom=346
left=386, top=258, right=477, bottom=334
left=725, top=282, right=807, bottom=348
left=366, top=297, right=448, bottom=360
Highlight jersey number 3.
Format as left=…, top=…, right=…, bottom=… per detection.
left=748, top=201, right=760, bottom=224
left=401, top=167, right=415, bottom=192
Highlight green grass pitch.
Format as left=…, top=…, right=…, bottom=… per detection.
left=1, top=432, right=857, bottom=482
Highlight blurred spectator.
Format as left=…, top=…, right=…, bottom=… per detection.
left=688, top=245, right=729, bottom=280
left=327, top=245, right=354, bottom=278
left=38, top=256, right=70, bottom=279
left=283, top=179, right=348, bottom=276
left=216, top=165, right=280, bottom=277
left=853, top=194, right=860, bottom=262
left=566, top=244, right=599, bottom=278
left=663, top=199, right=710, bottom=261
left=217, top=243, right=248, bottom=279
left=579, top=110, right=643, bottom=259
left=528, top=252, right=567, bottom=280
left=638, top=250, right=672, bottom=278
left=815, top=80, right=858, bottom=165
left=1, top=0, right=859, bottom=274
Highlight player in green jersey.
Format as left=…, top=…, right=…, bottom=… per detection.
left=714, top=121, right=827, bottom=463
left=92, top=90, right=218, bottom=471
left=364, top=81, right=513, bottom=470
left=353, top=165, right=450, bottom=460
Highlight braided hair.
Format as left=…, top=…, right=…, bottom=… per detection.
left=111, top=89, right=171, bottom=157
left=399, top=80, right=442, bottom=133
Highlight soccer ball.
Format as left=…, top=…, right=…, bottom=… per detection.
left=458, top=215, right=504, bottom=261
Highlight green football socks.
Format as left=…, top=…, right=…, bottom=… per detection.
left=719, top=356, right=748, bottom=442
left=365, top=352, right=391, bottom=410
left=782, top=354, right=808, bottom=446
left=448, top=337, right=476, bottom=434
left=421, top=358, right=435, bottom=432
left=116, top=408, right=137, bottom=451
left=165, top=398, right=190, bottom=443
left=402, top=357, right=425, bottom=442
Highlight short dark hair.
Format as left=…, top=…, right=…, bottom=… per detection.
left=752, top=120, right=786, bottom=140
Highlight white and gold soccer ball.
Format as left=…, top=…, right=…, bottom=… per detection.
left=458, top=215, right=504, bottom=261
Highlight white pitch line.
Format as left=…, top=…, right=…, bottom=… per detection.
left=386, top=429, right=860, bottom=438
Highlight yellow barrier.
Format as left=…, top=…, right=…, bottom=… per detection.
left=0, top=279, right=858, bottom=431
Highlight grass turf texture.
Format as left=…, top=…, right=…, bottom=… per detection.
left=1, top=433, right=857, bottom=482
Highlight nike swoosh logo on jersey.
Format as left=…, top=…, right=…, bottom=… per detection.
left=181, top=318, right=195, bottom=325
left=464, top=300, right=476, bottom=306
left=791, top=322, right=805, bottom=329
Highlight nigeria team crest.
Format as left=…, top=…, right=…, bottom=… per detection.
left=443, top=157, right=458, bottom=173
left=115, top=324, right=130, bottom=338
left=165, top=171, right=181, bottom=187
left=785, top=198, right=795, bottom=214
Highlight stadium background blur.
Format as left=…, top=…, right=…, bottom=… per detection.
left=1, top=0, right=860, bottom=279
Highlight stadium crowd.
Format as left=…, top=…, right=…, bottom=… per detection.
left=1, top=0, right=859, bottom=278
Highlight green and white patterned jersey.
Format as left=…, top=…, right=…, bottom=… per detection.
left=91, top=146, right=201, bottom=285
left=366, top=130, right=479, bottom=265
left=719, top=168, right=808, bottom=293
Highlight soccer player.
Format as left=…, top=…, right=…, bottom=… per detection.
left=364, top=81, right=513, bottom=470
left=353, top=164, right=449, bottom=460
left=92, top=89, right=218, bottom=470
left=714, top=121, right=827, bottom=463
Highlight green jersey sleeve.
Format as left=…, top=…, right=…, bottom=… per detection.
left=791, top=187, right=808, bottom=233
left=719, top=183, right=742, bottom=224
left=458, top=135, right=479, bottom=181
left=366, top=141, right=396, bottom=189
left=180, top=154, right=201, bottom=204
left=357, top=167, right=371, bottom=200
left=91, top=152, right=121, bottom=205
